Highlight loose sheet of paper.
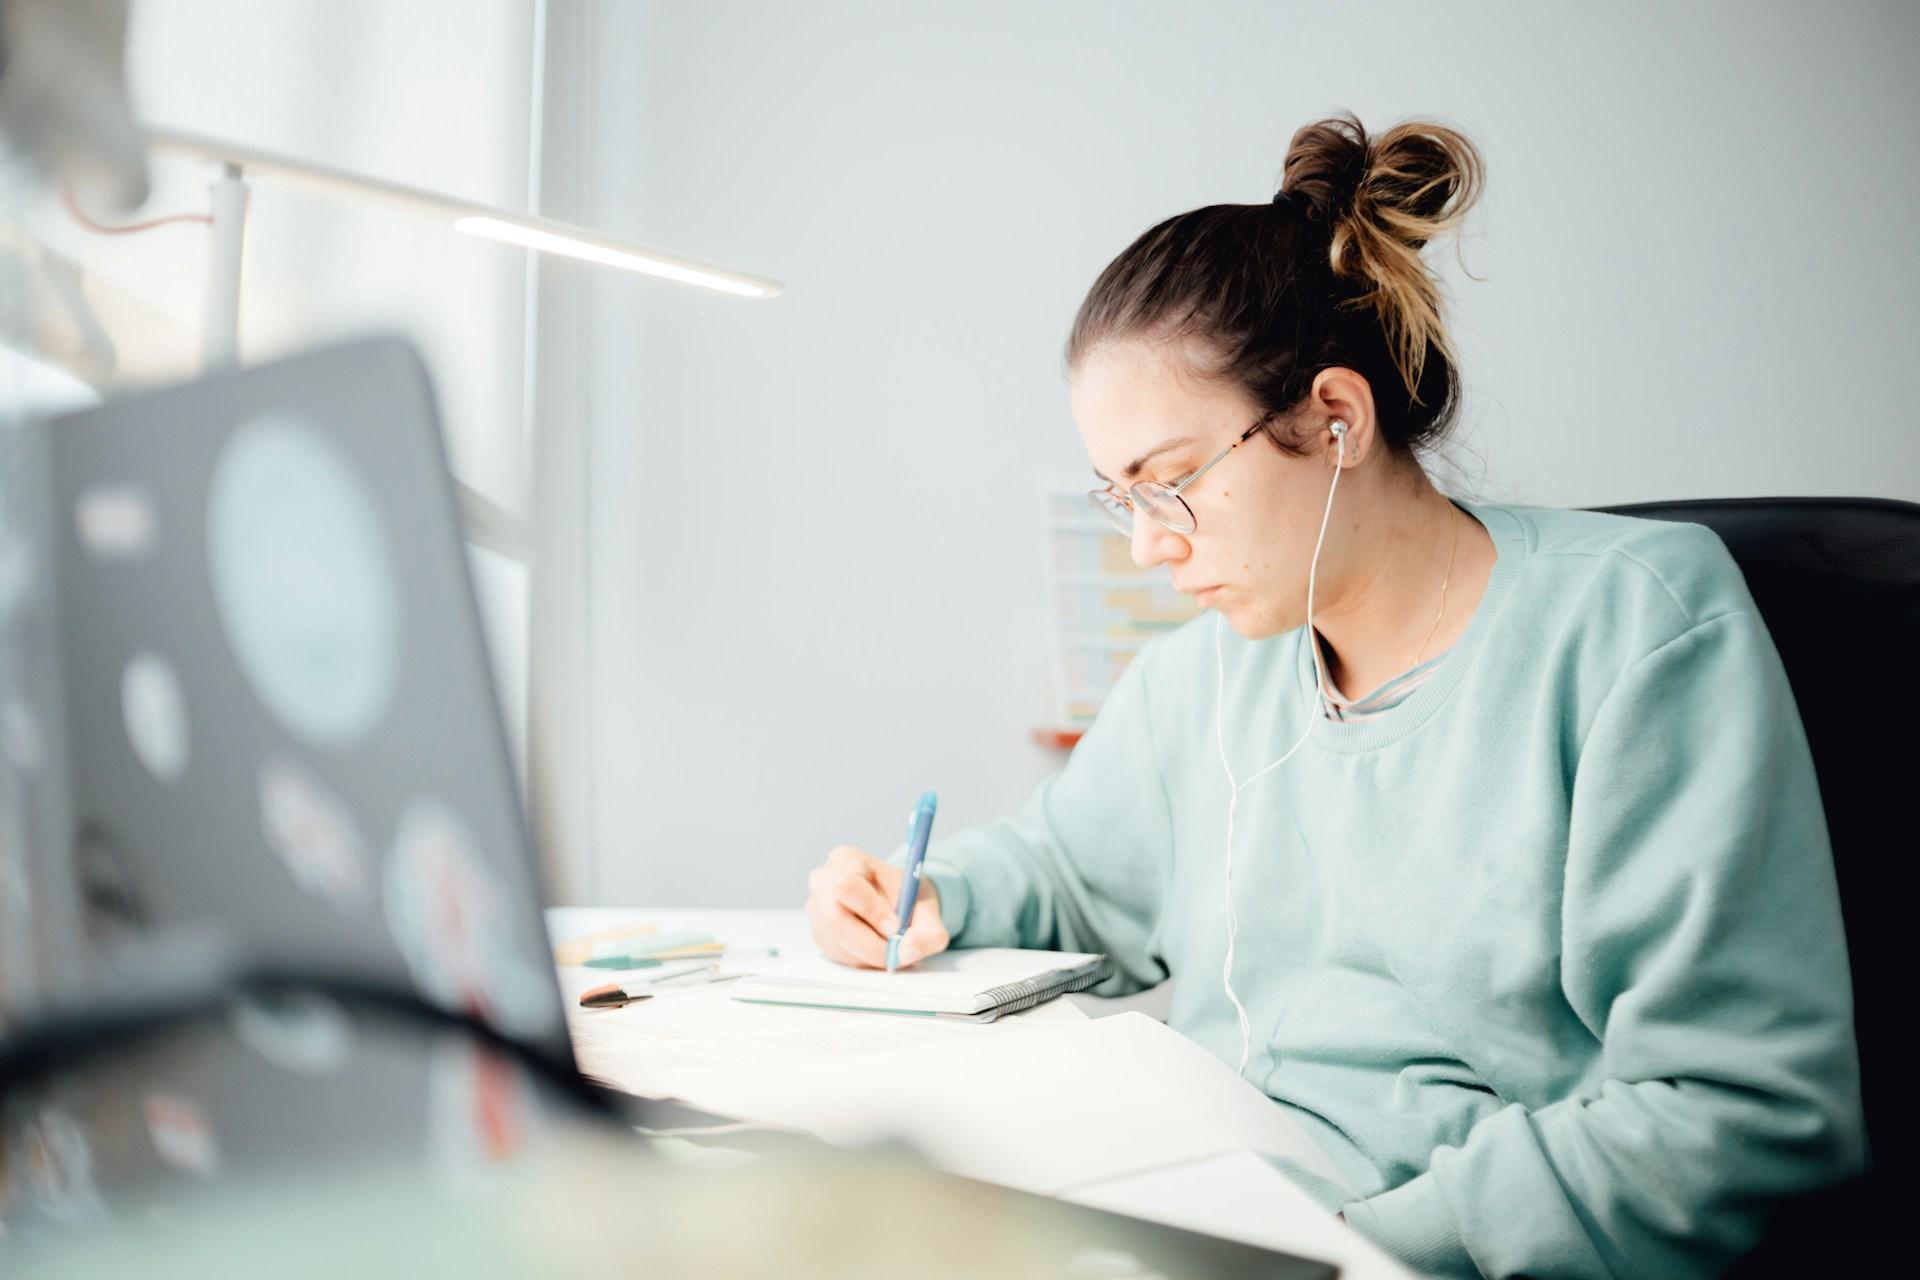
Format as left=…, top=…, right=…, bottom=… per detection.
left=641, top=1012, right=1356, bottom=1199
left=1064, top=1150, right=1413, bottom=1280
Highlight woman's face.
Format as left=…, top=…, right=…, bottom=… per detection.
left=1069, top=337, right=1350, bottom=640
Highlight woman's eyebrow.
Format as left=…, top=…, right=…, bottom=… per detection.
left=1091, top=436, right=1198, bottom=483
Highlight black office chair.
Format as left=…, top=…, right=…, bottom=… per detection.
left=1592, top=497, right=1917, bottom=1275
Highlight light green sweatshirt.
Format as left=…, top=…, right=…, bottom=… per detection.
left=919, top=499, right=1866, bottom=1278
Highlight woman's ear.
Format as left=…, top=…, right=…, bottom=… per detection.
left=1310, top=367, right=1378, bottom=467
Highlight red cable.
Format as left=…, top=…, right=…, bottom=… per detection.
left=60, top=185, right=213, bottom=235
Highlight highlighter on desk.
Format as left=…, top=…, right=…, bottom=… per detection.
left=885, top=790, right=938, bottom=973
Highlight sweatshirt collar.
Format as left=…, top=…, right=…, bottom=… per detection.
left=1290, top=497, right=1526, bottom=754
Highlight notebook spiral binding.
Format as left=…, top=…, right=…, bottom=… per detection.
left=977, top=958, right=1112, bottom=1016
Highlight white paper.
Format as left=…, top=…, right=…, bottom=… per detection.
left=651, top=1012, right=1356, bottom=1199
left=1063, top=1151, right=1415, bottom=1280
left=1090, top=1015, right=1360, bottom=1197
left=730, top=947, right=1104, bottom=1014
left=564, top=979, right=1086, bottom=1101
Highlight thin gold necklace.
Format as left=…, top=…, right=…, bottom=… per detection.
left=1321, top=505, right=1461, bottom=708
left=1411, top=507, right=1460, bottom=669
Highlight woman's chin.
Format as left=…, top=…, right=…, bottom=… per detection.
left=1213, top=604, right=1257, bottom=639
left=1215, top=601, right=1295, bottom=642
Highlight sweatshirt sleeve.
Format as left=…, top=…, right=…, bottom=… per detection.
left=1339, top=610, right=1868, bottom=1278
left=907, top=638, right=1175, bottom=996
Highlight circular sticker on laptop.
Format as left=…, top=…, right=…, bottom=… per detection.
left=258, top=755, right=371, bottom=912
left=382, top=797, right=552, bottom=1038
left=121, top=651, right=190, bottom=783
left=205, top=414, right=401, bottom=750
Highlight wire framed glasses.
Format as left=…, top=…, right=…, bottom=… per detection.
left=1087, top=412, right=1275, bottom=536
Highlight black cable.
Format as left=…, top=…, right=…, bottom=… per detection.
left=0, top=961, right=621, bottom=1124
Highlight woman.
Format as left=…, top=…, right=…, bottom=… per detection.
left=802, top=112, right=1864, bottom=1278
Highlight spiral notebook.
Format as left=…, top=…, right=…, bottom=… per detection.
left=730, top=949, right=1110, bottom=1022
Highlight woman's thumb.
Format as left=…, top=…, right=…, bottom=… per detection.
left=898, top=908, right=949, bottom=967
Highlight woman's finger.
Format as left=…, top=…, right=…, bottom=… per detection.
left=823, top=904, right=889, bottom=968
left=831, top=872, right=899, bottom=939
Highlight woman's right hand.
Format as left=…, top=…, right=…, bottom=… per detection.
left=805, top=844, right=950, bottom=969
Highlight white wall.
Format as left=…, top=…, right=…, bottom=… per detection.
left=563, top=0, right=1920, bottom=906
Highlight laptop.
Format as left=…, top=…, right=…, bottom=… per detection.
left=14, top=336, right=1338, bottom=1275
left=44, top=336, right=566, bottom=1057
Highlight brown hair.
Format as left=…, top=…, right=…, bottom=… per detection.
left=1065, top=111, right=1485, bottom=458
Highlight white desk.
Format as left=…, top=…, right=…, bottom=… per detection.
left=548, top=907, right=1415, bottom=1280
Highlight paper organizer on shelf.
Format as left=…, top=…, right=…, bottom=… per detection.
left=1045, top=490, right=1201, bottom=731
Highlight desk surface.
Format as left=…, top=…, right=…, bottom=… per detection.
left=547, top=907, right=1415, bottom=1280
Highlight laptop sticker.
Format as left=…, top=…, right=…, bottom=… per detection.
left=74, top=485, right=156, bottom=560
left=121, top=650, right=189, bottom=782
left=0, top=532, right=31, bottom=618
left=205, top=414, right=400, bottom=749
left=8, top=1107, right=105, bottom=1225
left=425, top=1038, right=532, bottom=1193
left=143, top=1092, right=221, bottom=1178
left=258, top=754, right=371, bottom=912
left=231, top=992, right=353, bottom=1075
left=1, top=698, right=41, bottom=773
left=383, top=797, right=550, bottom=1037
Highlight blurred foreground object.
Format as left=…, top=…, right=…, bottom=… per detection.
left=7, top=1121, right=1338, bottom=1277
left=0, top=0, right=146, bottom=211
left=0, top=942, right=1338, bottom=1276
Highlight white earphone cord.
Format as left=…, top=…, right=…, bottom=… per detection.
left=1217, top=423, right=1347, bottom=1078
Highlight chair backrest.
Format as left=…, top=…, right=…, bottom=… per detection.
left=1591, top=496, right=1920, bottom=1176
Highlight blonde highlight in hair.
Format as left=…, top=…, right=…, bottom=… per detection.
left=1067, top=110, right=1487, bottom=461
left=1287, top=112, right=1485, bottom=407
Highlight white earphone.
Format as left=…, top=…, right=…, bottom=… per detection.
left=1215, top=419, right=1347, bottom=1077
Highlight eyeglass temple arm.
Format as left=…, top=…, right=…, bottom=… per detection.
left=1168, top=417, right=1266, bottom=498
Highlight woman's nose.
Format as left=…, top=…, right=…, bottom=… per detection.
left=1130, top=508, right=1188, bottom=568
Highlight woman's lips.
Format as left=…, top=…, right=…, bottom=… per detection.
left=1193, top=585, right=1224, bottom=603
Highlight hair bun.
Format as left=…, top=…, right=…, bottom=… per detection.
left=1280, top=113, right=1370, bottom=229
left=1281, top=110, right=1484, bottom=402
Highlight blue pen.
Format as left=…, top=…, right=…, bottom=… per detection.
left=885, top=790, right=939, bottom=972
